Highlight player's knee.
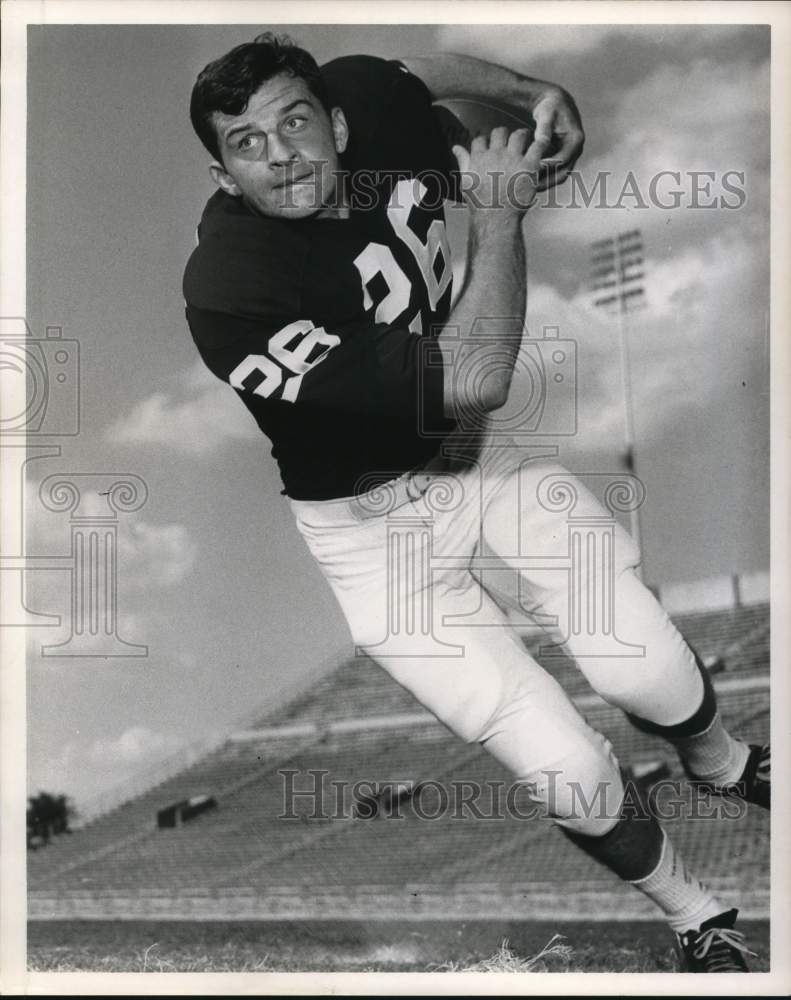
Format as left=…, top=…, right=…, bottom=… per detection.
left=586, top=662, right=690, bottom=720
left=612, top=533, right=641, bottom=575
left=348, top=619, right=385, bottom=651
left=355, top=631, right=519, bottom=746
left=384, top=659, right=513, bottom=745
left=342, top=597, right=390, bottom=650
left=540, top=740, right=624, bottom=838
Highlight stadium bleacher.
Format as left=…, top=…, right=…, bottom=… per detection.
left=29, top=595, right=770, bottom=921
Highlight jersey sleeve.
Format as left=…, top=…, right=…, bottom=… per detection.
left=321, top=54, right=466, bottom=201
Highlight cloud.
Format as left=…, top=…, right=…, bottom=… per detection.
left=24, top=501, right=197, bottom=602
left=106, top=359, right=259, bottom=454
left=505, top=280, right=627, bottom=447
left=496, top=216, right=767, bottom=453
left=118, top=520, right=197, bottom=588
left=436, top=24, right=758, bottom=80
left=28, top=726, right=190, bottom=810
left=436, top=24, right=622, bottom=64
left=176, top=650, right=198, bottom=671
left=21, top=502, right=196, bottom=663
left=532, top=55, right=769, bottom=250
left=600, top=54, right=768, bottom=187
left=87, top=725, right=186, bottom=765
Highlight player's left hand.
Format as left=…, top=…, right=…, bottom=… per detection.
left=529, top=84, right=584, bottom=190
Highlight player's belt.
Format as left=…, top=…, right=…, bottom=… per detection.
left=291, top=428, right=496, bottom=527
left=289, top=468, right=445, bottom=527
left=347, top=469, right=439, bottom=521
left=347, top=428, right=501, bottom=521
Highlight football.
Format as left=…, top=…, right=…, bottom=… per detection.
left=436, top=96, right=565, bottom=163
left=437, top=96, right=537, bottom=142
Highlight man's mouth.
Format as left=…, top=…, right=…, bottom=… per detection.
left=276, top=171, right=315, bottom=189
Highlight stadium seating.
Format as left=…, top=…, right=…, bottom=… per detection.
left=29, top=601, right=770, bottom=920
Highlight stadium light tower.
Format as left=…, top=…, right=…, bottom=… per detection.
left=589, top=229, right=646, bottom=577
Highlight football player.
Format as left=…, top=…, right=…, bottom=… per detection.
left=184, top=34, right=769, bottom=972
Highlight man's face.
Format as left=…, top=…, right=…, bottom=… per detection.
left=210, top=73, right=348, bottom=219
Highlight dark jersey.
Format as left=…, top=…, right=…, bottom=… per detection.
left=183, top=56, right=466, bottom=500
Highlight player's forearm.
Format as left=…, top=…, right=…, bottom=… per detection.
left=402, top=53, right=584, bottom=189
left=441, top=213, right=526, bottom=417
left=399, top=53, right=548, bottom=109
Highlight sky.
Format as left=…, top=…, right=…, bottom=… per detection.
left=20, top=23, right=770, bottom=808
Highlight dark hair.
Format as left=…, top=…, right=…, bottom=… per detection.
left=189, top=32, right=330, bottom=162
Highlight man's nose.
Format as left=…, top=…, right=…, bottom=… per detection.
left=267, top=132, right=298, bottom=166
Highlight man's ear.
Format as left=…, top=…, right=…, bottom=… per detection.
left=331, top=107, right=349, bottom=155
left=209, top=161, right=242, bottom=197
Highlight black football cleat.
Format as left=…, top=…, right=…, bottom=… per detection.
left=686, top=743, right=770, bottom=809
left=676, top=909, right=756, bottom=972
left=737, top=743, right=770, bottom=808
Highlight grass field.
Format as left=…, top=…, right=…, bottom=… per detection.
left=28, top=918, right=770, bottom=973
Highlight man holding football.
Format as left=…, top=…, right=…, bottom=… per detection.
left=183, top=33, right=769, bottom=972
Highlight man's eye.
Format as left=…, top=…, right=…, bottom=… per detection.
left=284, top=116, right=307, bottom=131
left=238, top=135, right=260, bottom=151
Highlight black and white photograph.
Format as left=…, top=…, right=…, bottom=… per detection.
left=1, top=0, right=789, bottom=992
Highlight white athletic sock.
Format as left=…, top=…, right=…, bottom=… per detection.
left=629, top=830, right=724, bottom=933
left=672, top=712, right=750, bottom=786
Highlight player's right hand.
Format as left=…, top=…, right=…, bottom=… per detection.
left=452, top=127, right=551, bottom=216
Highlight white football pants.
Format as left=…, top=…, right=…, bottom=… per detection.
left=291, top=435, right=703, bottom=836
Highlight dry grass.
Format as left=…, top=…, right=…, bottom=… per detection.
left=431, top=935, right=573, bottom=972
left=27, top=918, right=770, bottom=973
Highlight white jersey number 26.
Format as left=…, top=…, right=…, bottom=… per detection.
left=353, top=178, right=452, bottom=328
left=230, top=179, right=451, bottom=403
